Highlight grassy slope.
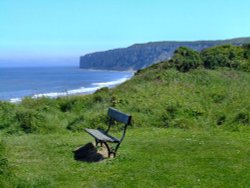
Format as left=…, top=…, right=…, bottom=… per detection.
left=110, top=68, right=250, bottom=130
left=1, top=65, right=250, bottom=187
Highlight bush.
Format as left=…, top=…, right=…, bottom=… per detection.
left=16, top=109, right=43, bottom=133
left=0, top=102, right=16, bottom=130
left=59, top=99, right=76, bottom=112
left=16, top=109, right=62, bottom=134
left=66, top=115, right=85, bottom=131
left=238, top=59, right=250, bottom=72
left=234, top=111, right=249, bottom=125
left=243, top=43, right=250, bottom=59
left=93, top=87, right=111, bottom=103
left=201, top=45, right=245, bottom=70
left=84, top=111, right=108, bottom=129
left=169, top=47, right=202, bottom=72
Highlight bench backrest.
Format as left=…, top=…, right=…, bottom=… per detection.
left=108, top=107, right=131, bottom=125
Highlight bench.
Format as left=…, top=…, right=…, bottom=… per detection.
left=85, top=107, right=132, bottom=157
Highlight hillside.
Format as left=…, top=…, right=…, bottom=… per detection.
left=80, top=37, right=250, bottom=70
left=1, top=44, right=250, bottom=187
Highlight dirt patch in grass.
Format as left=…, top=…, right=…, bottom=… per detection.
left=73, top=142, right=111, bottom=162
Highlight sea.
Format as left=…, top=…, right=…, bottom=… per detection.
left=0, top=67, right=134, bottom=103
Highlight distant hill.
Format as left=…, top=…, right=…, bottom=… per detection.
left=79, top=37, right=250, bottom=71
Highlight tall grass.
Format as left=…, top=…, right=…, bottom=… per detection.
left=0, top=68, right=249, bottom=135
left=0, top=140, right=16, bottom=187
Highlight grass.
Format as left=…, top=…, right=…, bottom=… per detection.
left=2, top=128, right=250, bottom=187
left=0, top=55, right=250, bottom=187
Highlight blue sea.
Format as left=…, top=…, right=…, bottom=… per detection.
left=0, top=67, right=134, bottom=103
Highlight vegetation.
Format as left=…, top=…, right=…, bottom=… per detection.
left=0, top=44, right=250, bottom=187
left=169, top=47, right=202, bottom=72
left=201, top=44, right=250, bottom=71
left=0, top=140, right=16, bottom=187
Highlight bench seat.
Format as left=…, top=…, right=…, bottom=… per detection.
left=85, top=128, right=120, bottom=143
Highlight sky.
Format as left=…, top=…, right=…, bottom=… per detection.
left=0, top=0, right=250, bottom=67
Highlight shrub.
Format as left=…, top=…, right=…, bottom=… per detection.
left=84, top=111, right=108, bottom=129
left=59, top=99, right=76, bottom=112
left=234, top=111, right=249, bottom=125
left=169, top=47, right=202, bottom=72
left=243, top=43, right=250, bottom=59
left=201, top=45, right=245, bottom=69
left=216, top=114, right=226, bottom=126
left=66, top=115, right=85, bottom=131
left=16, top=109, right=62, bottom=134
left=93, top=87, right=110, bottom=103
left=238, top=59, right=250, bottom=72
left=16, top=109, right=43, bottom=133
left=0, top=102, right=16, bottom=130
left=94, top=87, right=109, bottom=94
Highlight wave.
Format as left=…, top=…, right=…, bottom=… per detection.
left=32, top=86, right=100, bottom=99
left=92, top=77, right=129, bottom=87
left=9, top=98, right=22, bottom=103
left=9, top=76, right=130, bottom=103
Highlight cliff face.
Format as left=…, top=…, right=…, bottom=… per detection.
left=80, top=37, right=250, bottom=71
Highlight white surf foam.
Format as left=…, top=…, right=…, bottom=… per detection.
left=9, top=76, right=131, bottom=103
left=9, top=98, right=22, bottom=103
left=92, top=77, right=129, bottom=87
left=32, top=86, right=100, bottom=99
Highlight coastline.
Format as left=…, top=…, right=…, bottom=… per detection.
left=2, top=70, right=134, bottom=103
left=79, top=68, right=136, bottom=73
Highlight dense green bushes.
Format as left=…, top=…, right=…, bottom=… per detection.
left=169, top=47, right=203, bottom=72
left=201, top=44, right=250, bottom=71
left=243, top=44, right=250, bottom=58
left=147, top=44, right=250, bottom=73
left=0, top=102, right=17, bottom=130
left=201, top=45, right=248, bottom=70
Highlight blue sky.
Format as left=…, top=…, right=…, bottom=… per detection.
left=0, top=0, right=250, bottom=67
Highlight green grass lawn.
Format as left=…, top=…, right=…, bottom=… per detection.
left=3, top=128, right=250, bottom=188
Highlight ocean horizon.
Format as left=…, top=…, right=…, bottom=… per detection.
left=0, top=66, right=134, bottom=103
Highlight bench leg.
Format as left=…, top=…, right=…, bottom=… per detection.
left=95, top=138, right=98, bottom=146
left=103, top=142, right=121, bottom=158
left=114, top=143, right=121, bottom=156
left=95, top=140, right=120, bottom=158
left=102, top=142, right=112, bottom=157
left=95, top=139, right=103, bottom=147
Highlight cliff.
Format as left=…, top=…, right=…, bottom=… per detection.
left=80, top=37, right=250, bottom=71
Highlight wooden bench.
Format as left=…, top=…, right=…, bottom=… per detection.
left=85, top=107, right=132, bottom=157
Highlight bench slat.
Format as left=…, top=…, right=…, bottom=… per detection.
left=85, top=128, right=120, bottom=143
left=108, top=107, right=131, bottom=125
